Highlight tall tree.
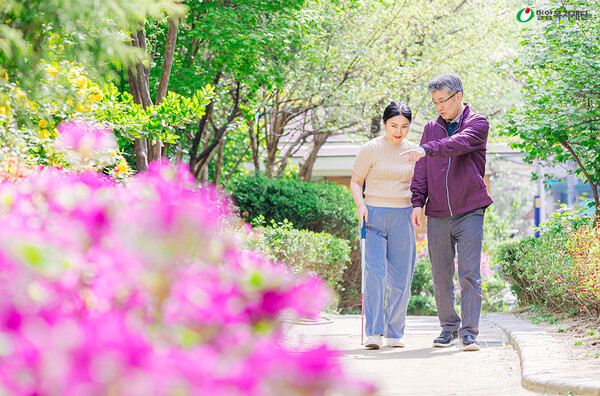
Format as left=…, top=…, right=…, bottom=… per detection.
left=137, top=0, right=311, bottom=178
left=0, top=0, right=184, bottom=93
left=504, top=0, right=600, bottom=225
left=248, top=0, right=520, bottom=181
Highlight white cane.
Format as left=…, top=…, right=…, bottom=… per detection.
left=360, top=222, right=366, bottom=345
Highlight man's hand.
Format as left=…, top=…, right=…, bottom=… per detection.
left=400, top=147, right=426, bottom=162
left=411, top=207, right=423, bottom=229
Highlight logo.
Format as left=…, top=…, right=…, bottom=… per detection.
left=517, top=7, right=535, bottom=22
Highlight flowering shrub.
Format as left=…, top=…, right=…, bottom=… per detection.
left=0, top=62, right=132, bottom=180
left=496, top=206, right=600, bottom=317
left=567, top=225, right=600, bottom=315
left=0, top=127, right=374, bottom=394
left=495, top=234, right=577, bottom=313
left=1, top=56, right=212, bottom=180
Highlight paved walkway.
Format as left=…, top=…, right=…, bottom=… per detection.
left=283, top=314, right=600, bottom=395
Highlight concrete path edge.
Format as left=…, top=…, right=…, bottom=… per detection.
left=487, top=313, right=600, bottom=396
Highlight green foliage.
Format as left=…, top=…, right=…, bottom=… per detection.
left=496, top=236, right=578, bottom=313
left=229, top=175, right=358, bottom=241
left=0, top=0, right=184, bottom=92
left=483, top=206, right=515, bottom=252
left=407, top=257, right=436, bottom=316
left=207, top=120, right=254, bottom=186
left=0, top=57, right=213, bottom=175
left=93, top=83, right=215, bottom=168
left=482, top=273, right=517, bottom=314
left=290, top=0, right=520, bottom=136
left=537, top=201, right=594, bottom=235
left=247, top=219, right=351, bottom=293
left=502, top=1, right=600, bottom=220
left=162, top=0, right=310, bottom=95
left=0, top=61, right=129, bottom=177
left=494, top=211, right=583, bottom=313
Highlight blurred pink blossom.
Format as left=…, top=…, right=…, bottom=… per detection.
left=0, top=161, right=371, bottom=395
left=55, top=120, right=117, bottom=156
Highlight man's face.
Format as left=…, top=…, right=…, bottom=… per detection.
left=431, top=89, right=463, bottom=120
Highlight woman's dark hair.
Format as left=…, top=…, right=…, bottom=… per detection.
left=382, top=101, right=412, bottom=124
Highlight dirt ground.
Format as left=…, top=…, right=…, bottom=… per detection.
left=514, top=309, right=600, bottom=379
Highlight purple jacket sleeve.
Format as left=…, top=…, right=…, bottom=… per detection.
left=410, top=129, right=429, bottom=208
left=421, top=116, right=489, bottom=158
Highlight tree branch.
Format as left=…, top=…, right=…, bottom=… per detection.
left=155, top=16, right=179, bottom=105
left=560, top=139, right=599, bottom=225
left=193, top=82, right=242, bottom=173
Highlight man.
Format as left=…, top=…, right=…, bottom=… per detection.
left=400, top=74, right=493, bottom=351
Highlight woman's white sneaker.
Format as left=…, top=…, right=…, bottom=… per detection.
left=364, top=335, right=383, bottom=349
left=386, top=338, right=406, bottom=347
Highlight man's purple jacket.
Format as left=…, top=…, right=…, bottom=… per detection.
left=410, top=104, right=493, bottom=217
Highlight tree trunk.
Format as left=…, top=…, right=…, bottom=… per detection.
left=213, top=138, right=225, bottom=184
left=152, top=16, right=180, bottom=163
left=127, top=26, right=153, bottom=172
left=155, top=17, right=179, bottom=105
left=560, top=139, right=600, bottom=227
left=265, top=104, right=289, bottom=178
left=275, top=131, right=309, bottom=178
left=249, top=119, right=261, bottom=174
left=192, top=83, right=241, bottom=175
left=189, top=102, right=213, bottom=172
left=200, top=163, right=209, bottom=183
left=133, top=138, right=149, bottom=171
left=193, top=122, right=216, bottom=178
left=298, top=132, right=331, bottom=182
left=369, top=116, right=381, bottom=139
left=175, top=140, right=183, bottom=163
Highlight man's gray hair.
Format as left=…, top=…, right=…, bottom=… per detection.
left=427, top=74, right=463, bottom=94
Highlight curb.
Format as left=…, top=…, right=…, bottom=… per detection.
left=487, top=313, right=600, bottom=395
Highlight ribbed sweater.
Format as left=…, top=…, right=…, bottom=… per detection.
left=352, top=136, right=417, bottom=208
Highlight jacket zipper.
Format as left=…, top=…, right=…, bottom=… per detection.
left=436, top=120, right=460, bottom=216
left=446, top=158, right=453, bottom=216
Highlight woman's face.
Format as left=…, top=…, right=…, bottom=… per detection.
left=383, top=114, right=410, bottom=146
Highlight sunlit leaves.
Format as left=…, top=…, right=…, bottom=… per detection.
left=1, top=0, right=186, bottom=91
left=503, top=1, right=600, bottom=218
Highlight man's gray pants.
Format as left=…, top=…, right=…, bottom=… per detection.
left=427, top=208, right=485, bottom=338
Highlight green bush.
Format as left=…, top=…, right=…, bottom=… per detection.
left=247, top=219, right=351, bottom=293
left=495, top=205, right=595, bottom=314
left=495, top=209, right=589, bottom=312
left=495, top=232, right=578, bottom=313
left=228, top=175, right=358, bottom=242
left=407, top=258, right=436, bottom=316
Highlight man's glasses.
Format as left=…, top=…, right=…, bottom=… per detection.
left=431, top=91, right=459, bottom=107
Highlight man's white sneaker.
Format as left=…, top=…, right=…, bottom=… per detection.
left=386, top=338, right=406, bottom=348
left=364, top=335, right=383, bottom=349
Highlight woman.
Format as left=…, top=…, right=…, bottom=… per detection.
left=350, top=101, right=417, bottom=349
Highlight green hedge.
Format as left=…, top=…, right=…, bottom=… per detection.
left=228, top=176, right=358, bottom=242
left=495, top=206, right=599, bottom=315
left=247, top=220, right=351, bottom=292
left=407, top=258, right=437, bottom=315
left=496, top=235, right=578, bottom=312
